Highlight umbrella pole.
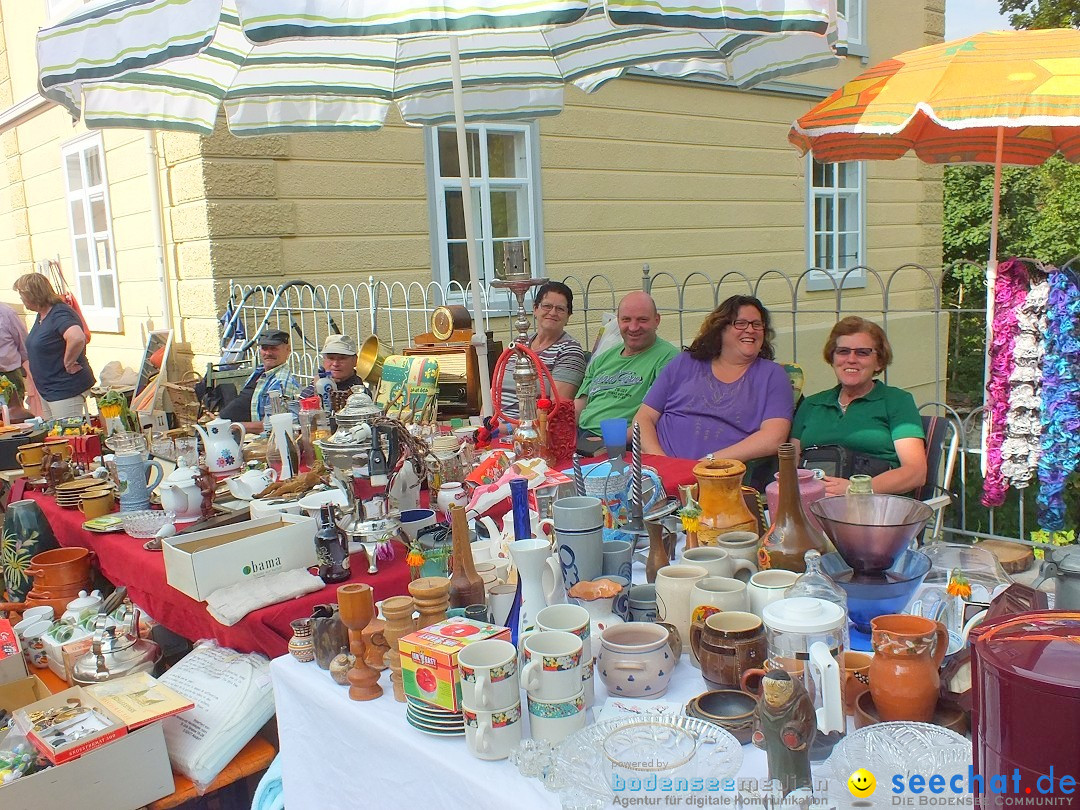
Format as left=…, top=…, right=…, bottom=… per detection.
left=449, top=36, right=494, bottom=418
left=980, top=126, right=1004, bottom=476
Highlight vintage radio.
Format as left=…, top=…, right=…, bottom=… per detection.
left=404, top=307, right=502, bottom=417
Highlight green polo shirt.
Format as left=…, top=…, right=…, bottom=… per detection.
left=578, top=338, right=678, bottom=434
left=791, top=381, right=923, bottom=467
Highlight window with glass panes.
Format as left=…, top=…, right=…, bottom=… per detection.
left=428, top=123, right=541, bottom=290
left=807, top=158, right=865, bottom=288
left=61, top=134, right=120, bottom=325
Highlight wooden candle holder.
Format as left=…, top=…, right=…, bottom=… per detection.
left=336, top=583, right=383, bottom=701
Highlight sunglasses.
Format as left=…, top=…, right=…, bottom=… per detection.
left=833, top=347, right=876, bottom=358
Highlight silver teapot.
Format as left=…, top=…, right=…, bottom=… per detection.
left=71, top=605, right=163, bottom=685
left=1032, top=545, right=1080, bottom=610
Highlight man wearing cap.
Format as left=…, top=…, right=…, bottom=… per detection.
left=300, top=335, right=365, bottom=398
left=219, top=329, right=302, bottom=433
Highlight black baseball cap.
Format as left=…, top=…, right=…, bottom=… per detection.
left=258, top=329, right=290, bottom=346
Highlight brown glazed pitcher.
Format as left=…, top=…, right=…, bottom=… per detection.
left=690, top=610, right=767, bottom=690
left=692, top=459, right=758, bottom=546
left=869, top=614, right=948, bottom=723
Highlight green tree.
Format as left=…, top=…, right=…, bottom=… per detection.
left=999, top=0, right=1080, bottom=29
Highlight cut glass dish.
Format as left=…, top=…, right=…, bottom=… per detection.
left=121, top=510, right=176, bottom=538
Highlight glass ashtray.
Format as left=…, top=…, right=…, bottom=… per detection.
left=121, top=510, right=176, bottom=538
left=552, top=714, right=742, bottom=808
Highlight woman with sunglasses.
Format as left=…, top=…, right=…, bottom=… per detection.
left=496, top=280, right=585, bottom=419
left=636, top=295, right=792, bottom=461
left=791, top=316, right=926, bottom=495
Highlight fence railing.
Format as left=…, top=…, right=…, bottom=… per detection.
left=226, top=264, right=1048, bottom=550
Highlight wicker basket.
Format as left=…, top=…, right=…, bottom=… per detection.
left=163, top=371, right=202, bottom=427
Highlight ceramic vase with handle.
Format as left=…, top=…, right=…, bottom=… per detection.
left=508, top=539, right=563, bottom=640
left=869, top=614, right=948, bottom=723
left=114, top=452, right=164, bottom=512
left=193, top=417, right=245, bottom=474
left=692, top=459, right=758, bottom=545
left=1, top=499, right=59, bottom=605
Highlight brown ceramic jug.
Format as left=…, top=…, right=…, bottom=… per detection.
left=690, top=610, right=767, bottom=690
left=692, top=459, right=758, bottom=546
left=869, top=614, right=948, bottom=722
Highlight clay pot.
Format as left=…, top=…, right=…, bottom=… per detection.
left=596, top=622, right=678, bottom=698
left=692, top=459, right=758, bottom=546
left=25, top=547, right=94, bottom=589
left=869, top=614, right=948, bottom=723
left=854, top=690, right=969, bottom=736
left=685, top=689, right=757, bottom=744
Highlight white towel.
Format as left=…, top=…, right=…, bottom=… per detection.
left=205, top=568, right=325, bottom=626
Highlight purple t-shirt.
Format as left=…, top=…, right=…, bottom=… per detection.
left=642, top=352, right=793, bottom=460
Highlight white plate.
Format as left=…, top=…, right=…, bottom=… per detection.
left=298, top=489, right=349, bottom=514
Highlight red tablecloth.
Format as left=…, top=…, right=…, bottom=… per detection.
left=23, top=491, right=412, bottom=659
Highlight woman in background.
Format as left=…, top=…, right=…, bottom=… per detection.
left=13, top=273, right=95, bottom=420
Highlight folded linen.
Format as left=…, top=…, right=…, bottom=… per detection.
left=206, top=568, right=325, bottom=626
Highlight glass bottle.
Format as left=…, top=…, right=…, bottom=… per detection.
left=847, top=474, right=873, bottom=495
left=846, top=473, right=874, bottom=526
left=298, top=398, right=327, bottom=469
left=509, top=477, right=532, bottom=541
left=448, top=504, right=486, bottom=608
left=758, top=443, right=831, bottom=572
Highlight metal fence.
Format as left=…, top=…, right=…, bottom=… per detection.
left=226, top=263, right=1047, bottom=549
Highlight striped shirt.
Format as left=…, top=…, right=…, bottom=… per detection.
left=498, top=332, right=586, bottom=419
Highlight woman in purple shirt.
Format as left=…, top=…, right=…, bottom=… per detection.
left=636, top=296, right=792, bottom=461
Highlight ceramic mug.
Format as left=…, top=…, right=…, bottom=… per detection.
left=605, top=575, right=631, bottom=622
left=553, top=496, right=604, bottom=588
left=843, top=651, right=872, bottom=716
left=458, top=639, right=519, bottom=710
left=21, top=619, right=52, bottom=668
left=690, top=576, right=749, bottom=617
left=16, top=442, right=47, bottom=468
left=463, top=701, right=523, bottom=761
left=399, top=508, right=437, bottom=542
left=690, top=610, right=767, bottom=689
left=741, top=656, right=807, bottom=696
left=521, top=631, right=584, bottom=701
left=715, top=531, right=761, bottom=580
left=654, top=564, right=709, bottom=650
left=43, top=439, right=73, bottom=460
left=747, top=569, right=800, bottom=617
left=79, top=487, right=115, bottom=519
left=627, top=584, right=658, bottom=623
left=602, top=540, right=634, bottom=581
left=536, top=603, right=592, bottom=660
left=678, top=546, right=756, bottom=581
left=19, top=606, right=54, bottom=625
left=527, top=690, right=586, bottom=745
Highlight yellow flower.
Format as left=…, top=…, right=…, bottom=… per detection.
left=946, top=569, right=971, bottom=599
left=406, top=551, right=425, bottom=568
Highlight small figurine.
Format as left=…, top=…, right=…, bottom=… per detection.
left=751, top=669, right=817, bottom=796
left=194, top=464, right=216, bottom=519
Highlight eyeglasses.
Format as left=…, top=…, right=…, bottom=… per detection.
left=538, top=303, right=568, bottom=315
left=833, top=347, right=876, bottom=358
left=731, top=319, right=765, bottom=332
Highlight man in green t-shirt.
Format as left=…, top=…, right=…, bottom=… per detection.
left=575, top=291, right=678, bottom=437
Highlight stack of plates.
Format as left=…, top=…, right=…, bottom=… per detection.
left=405, top=696, right=464, bottom=737
left=55, top=478, right=105, bottom=509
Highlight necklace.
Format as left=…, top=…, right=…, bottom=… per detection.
left=837, top=395, right=848, bottom=415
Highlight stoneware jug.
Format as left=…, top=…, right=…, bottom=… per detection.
left=869, top=614, right=948, bottom=723
left=692, top=459, right=758, bottom=546
left=114, top=453, right=164, bottom=512
left=193, top=417, right=244, bottom=474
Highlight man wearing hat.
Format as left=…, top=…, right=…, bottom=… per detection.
left=219, top=329, right=302, bottom=433
left=300, top=334, right=365, bottom=398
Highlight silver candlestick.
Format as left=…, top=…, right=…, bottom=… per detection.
left=622, top=421, right=646, bottom=534
left=491, top=241, right=547, bottom=460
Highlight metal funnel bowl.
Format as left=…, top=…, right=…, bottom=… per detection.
left=809, top=494, right=933, bottom=574
left=821, top=550, right=932, bottom=650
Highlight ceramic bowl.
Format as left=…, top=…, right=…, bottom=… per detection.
left=685, top=689, right=757, bottom=745
left=853, top=690, right=969, bottom=736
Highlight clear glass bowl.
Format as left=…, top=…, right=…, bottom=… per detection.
left=602, top=721, right=698, bottom=778
left=121, top=510, right=176, bottom=538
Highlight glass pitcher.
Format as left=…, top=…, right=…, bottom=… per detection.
left=751, top=596, right=847, bottom=759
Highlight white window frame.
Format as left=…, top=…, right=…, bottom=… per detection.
left=425, top=122, right=545, bottom=310
left=61, top=132, right=122, bottom=333
left=805, top=157, right=867, bottom=291
left=837, top=0, right=868, bottom=57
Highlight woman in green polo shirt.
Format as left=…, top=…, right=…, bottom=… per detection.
left=791, top=317, right=926, bottom=496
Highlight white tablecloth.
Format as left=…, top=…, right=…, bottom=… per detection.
left=271, top=651, right=778, bottom=810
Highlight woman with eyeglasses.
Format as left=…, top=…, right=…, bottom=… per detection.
left=496, top=280, right=586, bottom=419
left=791, top=316, right=926, bottom=495
left=635, top=295, right=792, bottom=461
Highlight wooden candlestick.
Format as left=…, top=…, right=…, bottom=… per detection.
left=336, top=583, right=383, bottom=701
left=381, top=595, right=416, bottom=703
left=408, top=576, right=451, bottom=630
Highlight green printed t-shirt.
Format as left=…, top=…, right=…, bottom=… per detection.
left=791, top=381, right=924, bottom=467
left=578, top=338, right=678, bottom=434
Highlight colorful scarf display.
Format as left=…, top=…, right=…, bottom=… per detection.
left=1000, top=279, right=1048, bottom=490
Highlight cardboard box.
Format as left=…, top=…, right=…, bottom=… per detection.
left=162, top=513, right=318, bottom=601
left=0, top=674, right=50, bottom=713
left=17, top=686, right=128, bottom=765
left=0, top=618, right=29, bottom=685
left=0, top=722, right=174, bottom=810
left=398, top=618, right=512, bottom=712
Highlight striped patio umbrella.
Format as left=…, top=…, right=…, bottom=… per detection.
left=788, top=27, right=1080, bottom=497
left=37, top=0, right=847, bottom=415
